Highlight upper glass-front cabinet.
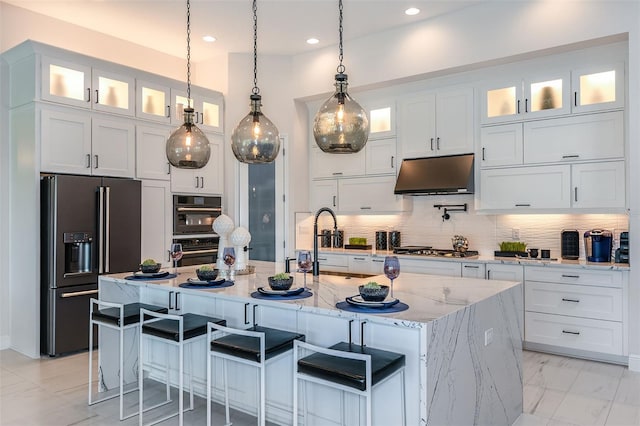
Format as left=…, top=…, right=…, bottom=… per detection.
left=137, top=80, right=171, bottom=123
left=362, top=100, right=395, bottom=139
left=171, top=89, right=223, bottom=133
left=572, top=63, right=624, bottom=113
left=41, top=56, right=135, bottom=116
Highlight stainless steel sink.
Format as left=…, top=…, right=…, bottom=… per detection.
left=319, top=270, right=377, bottom=279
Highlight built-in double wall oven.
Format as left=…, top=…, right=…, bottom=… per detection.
left=173, top=195, right=222, bottom=266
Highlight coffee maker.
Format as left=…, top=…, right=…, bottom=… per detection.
left=584, top=229, right=613, bottom=262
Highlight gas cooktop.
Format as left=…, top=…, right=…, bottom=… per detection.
left=392, top=246, right=479, bottom=258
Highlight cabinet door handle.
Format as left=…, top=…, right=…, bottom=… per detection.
left=574, top=187, right=578, bottom=202
left=430, top=138, right=434, bottom=151
left=515, top=203, right=531, bottom=207
left=348, top=319, right=354, bottom=344
left=436, top=137, right=440, bottom=150
left=86, top=88, right=91, bottom=102
left=175, top=292, right=181, bottom=311
left=200, top=177, right=204, bottom=188
left=169, top=291, right=174, bottom=310
left=332, top=195, right=336, bottom=207
left=94, top=155, right=99, bottom=169
left=517, top=99, right=521, bottom=114
left=574, top=91, right=578, bottom=107
left=167, top=105, right=171, bottom=118
left=525, top=98, right=528, bottom=113
left=561, top=274, right=580, bottom=279
left=562, top=298, right=580, bottom=303
left=360, top=321, right=367, bottom=346
left=464, top=265, right=479, bottom=269
left=195, top=177, right=200, bottom=188
left=244, top=303, right=250, bottom=325
left=562, top=155, right=580, bottom=159
left=360, top=206, right=372, bottom=210
left=391, top=156, right=395, bottom=169
left=200, top=111, right=204, bottom=124
left=167, top=249, right=171, bottom=263
left=167, top=163, right=171, bottom=175
left=562, top=330, right=580, bottom=335
left=332, top=172, right=343, bottom=176
left=482, top=147, right=485, bottom=161
left=86, top=154, right=91, bottom=168
left=95, top=89, right=99, bottom=104
left=487, top=270, right=491, bottom=279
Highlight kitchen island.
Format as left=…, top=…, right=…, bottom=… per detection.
left=98, top=261, right=523, bottom=425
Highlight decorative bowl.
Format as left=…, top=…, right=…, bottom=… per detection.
left=268, top=276, right=294, bottom=291
left=140, top=263, right=161, bottom=273
left=196, top=268, right=219, bottom=282
left=358, top=284, right=389, bottom=302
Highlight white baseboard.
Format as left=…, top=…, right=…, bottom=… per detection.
left=628, top=354, right=640, bottom=372
left=0, top=334, right=10, bottom=350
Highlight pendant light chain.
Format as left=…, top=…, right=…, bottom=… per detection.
left=337, top=0, right=345, bottom=74
left=186, top=0, right=192, bottom=106
left=252, top=0, right=260, bottom=95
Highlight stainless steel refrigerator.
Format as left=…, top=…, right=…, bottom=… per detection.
left=40, top=174, right=141, bottom=356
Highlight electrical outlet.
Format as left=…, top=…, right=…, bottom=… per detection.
left=512, top=228, right=520, bottom=240
left=484, top=328, right=494, bottom=346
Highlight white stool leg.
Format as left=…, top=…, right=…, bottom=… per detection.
left=179, top=341, right=184, bottom=426
left=400, top=369, right=407, bottom=426
left=292, top=361, right=298, bottom=426
left=259, top=362, right=265, bottom=426
left=119, top=320, right=125, bottom=420
left=189, top=344, right=194, bottom=411
left=165, top=345, right=171, bottom=401
left=139, top=324, right=144, bottom=426
left=223, top=358, right=231, bottom=426
left=207, top=348, right=212, bottom=426
left=88, top=318, right=94, bottom=405
left=302, top=380, right=308, bottom=426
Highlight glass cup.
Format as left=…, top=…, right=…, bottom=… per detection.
left=383, top=256, right=400, bottom=298
left=169, top=243, right=183, bottom=274
left=297, top=250, right=312, bottom=291
left=222, top=247, right=236, bottom=281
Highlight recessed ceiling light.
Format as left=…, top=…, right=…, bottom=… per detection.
left=306, top=38, right=320, bottom=45
left=203, top=35, right=216, bottom=42
left=405, top=7, right=420, bottom=16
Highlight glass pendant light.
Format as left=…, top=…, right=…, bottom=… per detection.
left=313, top=0, right=369, bottom=154
left=166, top=0, right=211, bottom=169
left=231, top=0, right=280, bottom=164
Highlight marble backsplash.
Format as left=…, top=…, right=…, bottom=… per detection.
left=296, top=195, right=629, bottom=260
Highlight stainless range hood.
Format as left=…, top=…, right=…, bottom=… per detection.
left=394, top=153, right=474, bottom=195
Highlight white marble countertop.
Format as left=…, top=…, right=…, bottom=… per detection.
left=100, top=261, right=521, bottom=326
left=312, top=248, right=630, bottom=270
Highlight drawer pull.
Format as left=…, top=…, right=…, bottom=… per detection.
left=562, top=330, right=580, bottom=335
left=561, top=298, right=580, bottom=303
left=318, top=257, right=327, bottom=261
left=353, top=257, right=366, bottom=261
left=372, top=259, right=384, bottom=263
left=360, top=206, right=372, bottom=210
left=515, top=203, right=531, bottom=207
left=464, top=265, right=479, bottom=269
left=561, top=274, right=580, bottom=279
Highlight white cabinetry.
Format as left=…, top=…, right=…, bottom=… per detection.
left=571, top=62, right=625, bottom=114
left=141, top=180, right=172, bottom=267
left=309, top=180, right=338, bottom=211
left=480, top=124, right=523, bottom=167
left=136, top=80, right=171, bottom=123
left=40, top=105, right=135, bottom=177
left=170, top=133, right=224, bottom=195
left=42, top=56, right=135, bottom=116
left=136, top=125, right=171, bottom=180
left=524, top=266, right=627, bottom=358
left=310, top=145, right=365, bottom=179
left=315, top=253, right=348, bottom=273
left=310, top=176, right=407, bottom=214
left=399, top=88, right=474, bottom=159
left=461, top=262, right=485, bottom=279
left=170, top=89, right=224, bottom=133
left=401, top=258, right=462, bottom=277
left=571, top=161, right=625, bottom=209
left=486, top=263, right=524, bottom=282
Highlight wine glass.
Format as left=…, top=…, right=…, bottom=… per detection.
left=222, top=247, right=236, bottom=281
left=383, top=256, right=400, bottom=298
left=169, top=243, right=183, bottom=274
left=297, top=251, right=312, bottom=291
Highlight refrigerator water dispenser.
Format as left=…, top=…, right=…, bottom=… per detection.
left=63, top=232, right=93, bottom=275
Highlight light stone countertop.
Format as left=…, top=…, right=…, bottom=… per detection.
left=100, top=260, right=521, bottom=326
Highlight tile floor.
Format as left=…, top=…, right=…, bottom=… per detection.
left=1, top=348, right=640, bottom=425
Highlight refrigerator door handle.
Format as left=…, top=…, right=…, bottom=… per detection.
left=105, top=186, right=111, bottom=273
left=98, top=186, right=105, bottom=274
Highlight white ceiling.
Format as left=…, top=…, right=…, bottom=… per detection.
left=6, top=0, right=483, bottom=61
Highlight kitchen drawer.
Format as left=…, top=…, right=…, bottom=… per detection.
left=525, top=281, right=622, bottom=321
left=524, top=266, right=622, bottom=288
left=525, top=312, right=622, bottom=355
left=401, top=258, right=461, bottom=277
left=348, top=255, right=371, bottom=274
left=316, top=253, right=348, bottom=271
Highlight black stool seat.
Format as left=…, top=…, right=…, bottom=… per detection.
left=297, top=342, right=405, bottom=391
left=142, top=313, right=226, bottom=342
left=211, top=325, right=305, bottom=363
left=92, top=303, right=168, bottom=326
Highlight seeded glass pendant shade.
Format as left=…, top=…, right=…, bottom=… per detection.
left=231, top=0, right=280, bottom=164
left=231, top=94, right=280, bottom=163
left=313, top=0, right=369, bottom=154
left=166, top=0, right=211, bottom=169
left=167, top=108, right=211, bottom=168
left=314, top=72, right=369, bottom=153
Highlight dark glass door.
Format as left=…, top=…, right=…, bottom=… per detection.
left=248, top=163, right=276, bottom=261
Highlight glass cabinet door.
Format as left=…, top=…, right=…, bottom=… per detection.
left=136, top=80, right=171, bottom=123
left=481, top=81, right=521, bottom=124
left=524, top=72, right=570, bottom=118
left=572, top=63, right=624, bottom=113
left=171, top=89, right=223, bottom=132
left=361, top=99, right=395, bottom=140
left=200, top=96, right=223, bottom=132
left=92, top=69, right=135, bottom=116
left=42, top=57, right=91, bottom=108
left=170, top=90, right=192, bottom=126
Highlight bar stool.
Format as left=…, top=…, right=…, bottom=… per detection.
left=206, top=321, right=305, bottom=426
left=139, top=309, right=226, bottom=426
left=88, top=300, right=168, bottom=420
left=293, top=340, right=406, bottom=426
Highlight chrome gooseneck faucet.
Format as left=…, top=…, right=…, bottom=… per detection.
left=312, top=207, right=338, bottom=276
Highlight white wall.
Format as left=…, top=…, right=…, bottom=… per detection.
left=289, top=0, right=640, bottom=365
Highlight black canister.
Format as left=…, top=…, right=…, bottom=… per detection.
left=320, top=229, right=332, bottom=248
left=389, top=231, right=401, bottom=249
left=375, top=231, right=388, bottom=251
left=333, top=230, right=344, bottom=248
